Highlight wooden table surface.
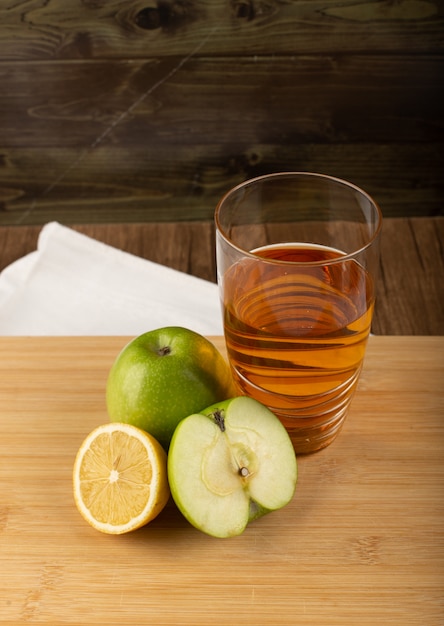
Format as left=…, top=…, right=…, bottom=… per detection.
left=0, top=217, right=443, bottom=336
left=0, top=334, right=443, bottom=626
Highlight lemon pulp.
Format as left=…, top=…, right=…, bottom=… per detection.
left=73, top=423, right=169, bottom=534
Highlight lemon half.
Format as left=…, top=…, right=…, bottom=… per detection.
left=73, top=423, right=170, bottom=534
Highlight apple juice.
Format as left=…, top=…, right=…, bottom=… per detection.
left=222, top=243, right=374, bottom=453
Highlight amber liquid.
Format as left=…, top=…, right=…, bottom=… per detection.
left=222, top=243, right=374, bottom=453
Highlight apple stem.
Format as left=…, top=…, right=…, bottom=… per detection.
left=212, top=409, right=226, bottom=432
left=239, top=467, right=249, bottom=477
left=157, top=346, right=171, bottom=356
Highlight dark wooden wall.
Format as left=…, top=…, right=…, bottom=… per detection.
left=0, top=0, right=443, bottom=225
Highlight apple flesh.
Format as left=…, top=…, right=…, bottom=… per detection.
left=106, top=327, right=236, bottom=450
left=167, top=396, right=297, bottom=538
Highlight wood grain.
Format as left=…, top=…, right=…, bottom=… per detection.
left=2, top=57, right=441, bottom=148
left=0, top=335, right=443, bottom=625
left=0, top=0, right=441, bottom=59
left=0, top=218, right=443, bottom=335
left=0, top=1, right=442, bottom=224
left=374, top=217, right=444, bottom=335
left=0, top=55, right=442, bottom=223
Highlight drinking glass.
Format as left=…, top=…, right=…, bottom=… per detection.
left=215, top=172, right=382, bottom=454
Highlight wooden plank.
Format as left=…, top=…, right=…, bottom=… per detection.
left=1, top=56, right=441, bottom=148
left=0, top=143, right=442, bottom=223
left=0, top=54, right=442, bottom=222
left=373, top=217, right=444, bottom=335
left=0, top=0, right=442, bottom=59
left=0, top=335, right=443, bottom=625
left=0, top=218, right=443, bottom=335
left=0, top=1, right=442, bottom=226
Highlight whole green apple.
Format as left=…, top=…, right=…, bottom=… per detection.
left=106, top=327, right=236, bottom=449
left=168, top=396, right=298, bottom=538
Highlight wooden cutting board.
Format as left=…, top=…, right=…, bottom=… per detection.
left=0, top=336, right=443, bottom=626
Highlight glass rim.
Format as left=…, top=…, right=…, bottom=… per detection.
left=214, top=171, right=383, bottom=267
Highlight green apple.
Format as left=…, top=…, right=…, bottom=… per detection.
left=106, top=327, right=236, bottom=450
left=167, top=396, right=297, bottom=538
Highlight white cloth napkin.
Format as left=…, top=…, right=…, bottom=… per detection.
left=0, top=222, right=223, bottom=336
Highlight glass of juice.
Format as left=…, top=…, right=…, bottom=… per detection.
left=215, top=172, right=382, bottom=454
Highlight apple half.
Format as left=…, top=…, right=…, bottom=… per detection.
left=167, top=396, right=297, bottom=538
